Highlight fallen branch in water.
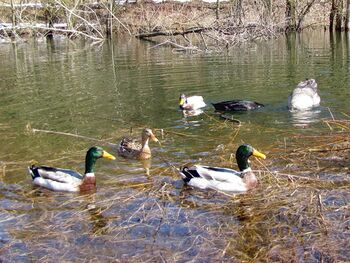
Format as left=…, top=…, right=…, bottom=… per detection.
left=135, top=27, right=208, bottom=39
left=154, top=128, right=197, bottom=137
left=27, top=124, right=116, bottom=147
left=150, top=40, right=202, bottom=52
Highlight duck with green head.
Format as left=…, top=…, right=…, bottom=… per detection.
left=179, top=144, right=266, bottom=192
left=28, top=146, right=116, bottom=192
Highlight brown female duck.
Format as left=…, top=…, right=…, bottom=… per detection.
left=118, top=128, right=159, bottom=160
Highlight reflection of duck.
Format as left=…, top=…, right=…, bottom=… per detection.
left=28, top=146, right=116, bottom=192
left=288, top=79, right=320, bottom=111
left=179, top=144, right=266, bottom=192
left=118, top=128, right=159, bottom=160
left=182, top=109, right=204, bottom=117
left=212, top=100, right=264, bottom=111
left=290, top=109, right=321, bottom=127
left=179, top=94, right=206, bottom=110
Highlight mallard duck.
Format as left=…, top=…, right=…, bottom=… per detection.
left=179, top=94, right=206, bottom=110
left=179, top=144, right=266, bottom=192
left=118, top=128, right=159, bottom=160
left=28, top=146, right=116, bottom=192
left=288, top=79, right=320, bottom=110
left=212, top=100, right=264, bottom=111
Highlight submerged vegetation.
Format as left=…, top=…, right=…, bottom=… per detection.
left=1, top=112, right=349, bottom=261
left=0, top=0, right=348, bottom=50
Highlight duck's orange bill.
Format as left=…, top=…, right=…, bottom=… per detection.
left=253, top=149, right=266, bottom=159
left=151, top=133, right=159, bottom=143
left=103, top=151, right=116, bottom=160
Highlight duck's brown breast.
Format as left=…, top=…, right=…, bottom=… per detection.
left=79, top=176, right=96, bottom=192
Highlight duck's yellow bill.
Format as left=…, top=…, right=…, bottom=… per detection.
left=102, top=151, right=116, bottom=160
left=253, top=149, right=266, bottom=159
left=179, top=98, right=185, bottom=106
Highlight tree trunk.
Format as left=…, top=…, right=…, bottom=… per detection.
left=285, top=0, right=296, bottom=32
left=261, top=0, right=272, bottom=25
left=330, top=0, right=336, bottom=31
left=296, top=0, right=317, bottom=31
left=335, top=0, right=343, bottom=30
left=232, top=0, right=244, bottom=25
left=216, top=0, right=220, bottom=19
left=10, top=0, right=16, bottom=27
left=346, top=0, right=350, bottom=30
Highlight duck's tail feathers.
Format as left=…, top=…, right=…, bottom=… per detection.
left=179, top=166, right=199, bottom=183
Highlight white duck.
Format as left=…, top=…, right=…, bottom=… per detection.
left=288, top=79, right=320, bottom=111
left=28, top=146, right=116, bottom=192
left=179, top=94, right=206, bottom=111
left=179, top=144, right=266, bottom=193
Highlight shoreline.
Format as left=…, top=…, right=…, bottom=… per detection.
left=0, top=1, right=333, bottom=49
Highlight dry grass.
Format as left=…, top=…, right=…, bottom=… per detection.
left=0, top=0, right=331, bottom=47
left=1, top=116, right=349, bottom=261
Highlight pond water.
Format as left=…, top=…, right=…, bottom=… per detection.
left=0, top=30, right=349, bottom=262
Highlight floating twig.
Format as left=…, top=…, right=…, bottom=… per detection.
left=27, top=125, right=116, bottom=147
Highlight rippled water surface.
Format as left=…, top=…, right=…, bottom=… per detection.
left=0, top=31, right=349, bottom=261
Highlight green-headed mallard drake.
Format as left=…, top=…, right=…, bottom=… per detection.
left=179, top=94, right=206, bottom=110
left=179, top=144, right=266, bottom=192
left=28, top=146, right=116, bottom=192
left=118, top=128, right=159, bottom=160
left=212, top=100, right=264, bottom=111
left=288, top=79, right=320, bottom=111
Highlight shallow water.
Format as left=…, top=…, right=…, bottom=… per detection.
left=0, top=31, right=349, bottom=261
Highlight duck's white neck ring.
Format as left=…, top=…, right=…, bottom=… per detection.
left=85, top=172, right=95, bottom=178
left=241, top=167, right=252, bottom=173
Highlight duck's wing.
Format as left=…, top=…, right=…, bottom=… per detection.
left=28, top=165, right=83, bottom=184
left=118, top=137, right=142, bottom=157
left=186, top=96, right=206, bottom=109
left=181, top=165, right=242, bottom=182
left=196, top=165, right=243, bottom=182
left=180, top=165, right=248, bottom=192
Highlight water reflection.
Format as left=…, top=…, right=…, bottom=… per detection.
left=182, top=109, right=204, bottom=117
left=289, top=108, right=321, bottom=127
left=86, top=203, right=109, bottom=235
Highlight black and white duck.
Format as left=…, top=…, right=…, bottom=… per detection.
left=179, top=144, right=266, bottom=192
left=28, top=146, right=116, bottom=192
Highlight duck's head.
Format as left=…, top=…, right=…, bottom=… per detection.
left=86, top=146, right=116, bottom=160
left=85, top=146, right=116, bottom=174
left=179, top=94, right=187, bottom=109
left=142, top=128, right=159, bottom=143
left=236, top=144, right=266, bottom=171
left=300, top=79, right=317, bottom=90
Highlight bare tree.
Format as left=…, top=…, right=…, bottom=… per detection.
left=335, top=0, right=343, bottom=30
left=346, top=0, right=350, bottom=30
left=232, top=0, right=244, bottom=25
left=330, top=0, right=343, bottom=31
left=285, top=0, right=296, bottom=31
left=296, top=0, right=317, bottom=31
